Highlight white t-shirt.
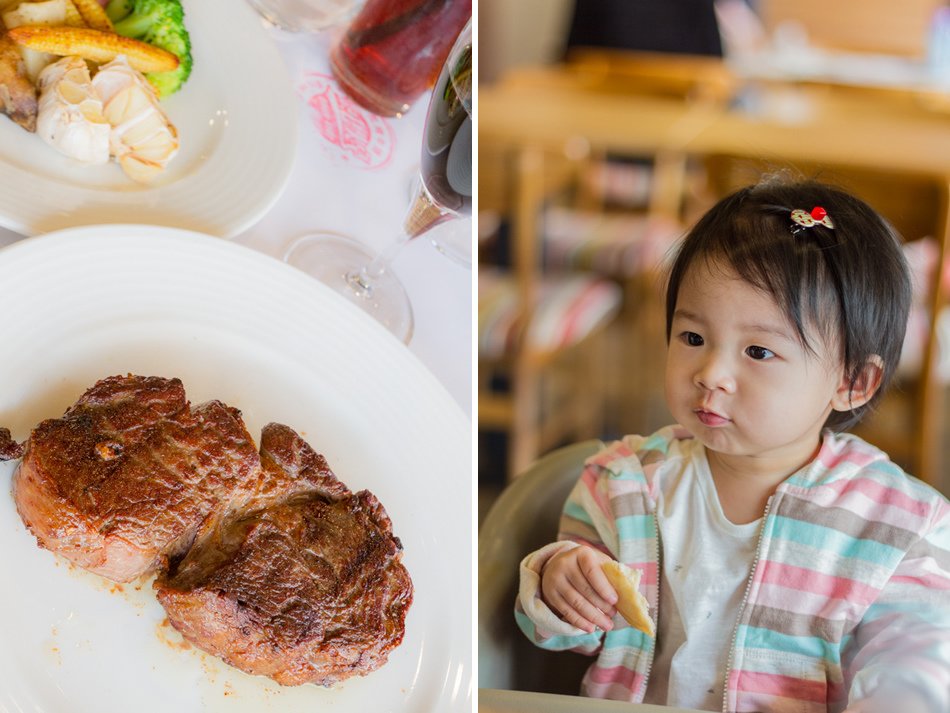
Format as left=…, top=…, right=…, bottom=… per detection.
left=641, top=439, right=762, bottom=711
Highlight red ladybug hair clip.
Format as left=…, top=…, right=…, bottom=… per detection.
left=791, top=207, right=834, bottom=233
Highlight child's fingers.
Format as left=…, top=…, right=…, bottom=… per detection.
left=571, top=545, right=621, bottom=612
left=560, top=570, right=617, bottom=631
left=577, top=549, right=620, bottom=607
left=541, top=545, right=621, bottom=632
left=547, top=582, right=614, bottom=633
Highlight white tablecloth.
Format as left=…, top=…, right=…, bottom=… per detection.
left=0, top=18, right=473, bottom=418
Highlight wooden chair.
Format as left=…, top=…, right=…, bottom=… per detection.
left=478, top=143, right=623, bottom=481
left=858, top=181, right=950, bottom=488
left=478, top=49, right=741, bottom=481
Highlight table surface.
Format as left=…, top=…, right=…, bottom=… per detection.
left=478, top=689, right=703, bottom=713
left=0, top=19, right=473, bottom=419
left=480, top=63, right=950, bottom=179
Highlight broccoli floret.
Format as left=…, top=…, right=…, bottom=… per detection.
left=105, top=0, right=193, bottom=98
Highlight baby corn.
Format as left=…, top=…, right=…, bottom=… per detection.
left=70, top=0, right=112, bottom=31
left=63, top=0, right=86, bottom=27
left=7, top=25, right=178, bottom=73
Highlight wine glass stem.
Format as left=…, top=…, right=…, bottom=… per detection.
left=347, top=230, right=411, bottom=298
left=345, top=179, right=456, bottom=298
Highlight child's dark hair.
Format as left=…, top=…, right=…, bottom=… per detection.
left=664, top=175, right=912, bottom=431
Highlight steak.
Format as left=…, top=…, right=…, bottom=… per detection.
left=6, top=376, right=413, bottom=686
left=12, top=375, right=261, bottom=582
left=155, top=423, right=413, bottom=687
left=252, top=421, right=351, bottom=506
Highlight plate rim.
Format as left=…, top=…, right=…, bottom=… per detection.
left=0, top=0, right=298, bottom=239
left=0, top=223, right=473, bottom=712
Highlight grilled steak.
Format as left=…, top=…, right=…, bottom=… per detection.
left=6, top=377, right=413, bottom=686
left=253, top=421, right=351, bottom=506
left=155, top=423, right=413, bottom=687
left=12, top=375, right=261, bottom=582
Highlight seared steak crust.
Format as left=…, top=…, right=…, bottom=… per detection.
left=257, top=422, right=351, bottom=503
left=13, top=375, right=261, bottom=582
left=156, top=424, right=413, bottom=687
left=0, top=427, right=24, bottom=460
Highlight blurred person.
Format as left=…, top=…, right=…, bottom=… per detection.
left=514, top=175, right=950, bottom=712
left=565, top=0, right=724, bottom=56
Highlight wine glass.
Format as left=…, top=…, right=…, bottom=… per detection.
left=244, top=0, right=365, bottom=33
left=407, top=170, right=473, bottom=268
left=283, top=18, right=472, bottom=344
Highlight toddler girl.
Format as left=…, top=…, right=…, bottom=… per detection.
left=515, top=176, right=950, bottom=712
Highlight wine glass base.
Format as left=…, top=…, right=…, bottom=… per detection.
left=284, top=233, right=414, bottom=344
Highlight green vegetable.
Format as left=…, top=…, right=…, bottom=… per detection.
left=105, top=0, right=193, bottom=97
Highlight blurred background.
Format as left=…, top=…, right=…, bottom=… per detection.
left=477, top=0, right=950, bottom=521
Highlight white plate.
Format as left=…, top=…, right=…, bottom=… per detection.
left=0, top=225, right=472, bottom=712
left=0, top=0, right=297, bottom=238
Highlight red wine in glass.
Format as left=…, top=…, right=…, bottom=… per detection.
left=330, top=0, right=472, bottom=117
left=419, top=41, right=472, bottom=218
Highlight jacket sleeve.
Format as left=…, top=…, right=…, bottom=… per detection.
left=846, top=502, right=950, bottom=712
left=514, top=541, right=608, bottom=654
left=514, top=453, right=627, bottom=654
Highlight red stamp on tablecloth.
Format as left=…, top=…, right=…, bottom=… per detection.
left=298, top=72, right=395, bottom=170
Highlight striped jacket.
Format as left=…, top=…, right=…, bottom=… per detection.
left=515, top=426, right=950, bottom=712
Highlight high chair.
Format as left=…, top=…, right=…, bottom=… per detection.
left=478, top=439, right=604, bottom=693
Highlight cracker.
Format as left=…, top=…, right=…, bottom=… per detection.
left=601, top=560, right=655, bottom=636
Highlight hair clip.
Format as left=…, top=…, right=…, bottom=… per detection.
left=791, top=207, right=834, bottom=233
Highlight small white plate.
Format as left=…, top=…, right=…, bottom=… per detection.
left=0, top=0, right=297, bottom=238
left=0, top=225, right=472, bottom=712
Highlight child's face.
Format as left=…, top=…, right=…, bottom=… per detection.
left=665, top=259, right=847, bottom=476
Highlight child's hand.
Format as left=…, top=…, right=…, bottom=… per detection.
left=540, top=546, right=619, bottom=634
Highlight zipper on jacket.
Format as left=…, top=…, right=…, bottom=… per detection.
left=636, top=511, right=662, bottom=702
left=721, top=494, right=773, bottom=713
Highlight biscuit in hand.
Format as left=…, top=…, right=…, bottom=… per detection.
left=601, top=560, right=655, bottom=637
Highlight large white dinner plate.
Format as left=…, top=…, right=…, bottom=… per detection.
left=0, top=225, right=472, bottom=712
left=0, top=0, right=296, bottom=238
